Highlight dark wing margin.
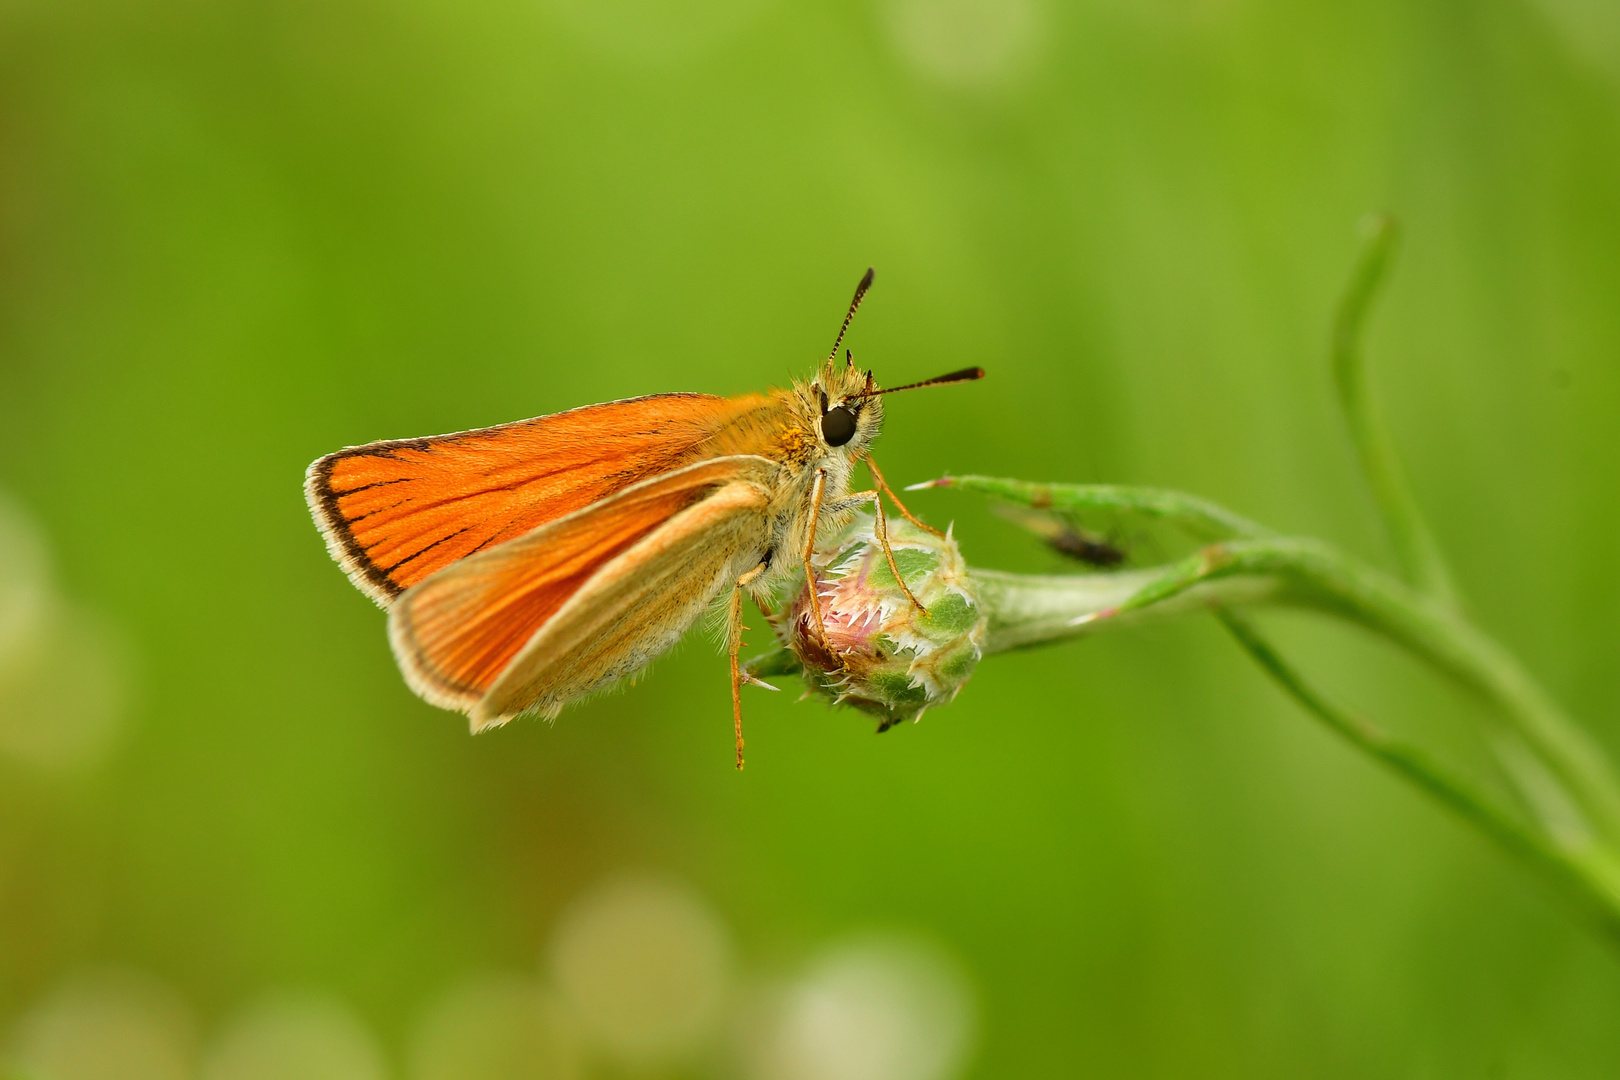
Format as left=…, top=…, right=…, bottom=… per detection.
left=305, top=440, right=426, bottom=605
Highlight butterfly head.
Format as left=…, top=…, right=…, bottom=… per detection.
left=794, top=268, right=984, bottom=463
left=805, top=355, right=885, bottom=459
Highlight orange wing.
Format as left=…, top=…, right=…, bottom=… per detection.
left=304, top=392, right=773, bottom=605
left=387, top=456, right=778, bottom=727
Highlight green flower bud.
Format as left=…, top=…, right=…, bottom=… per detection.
left=769, top=513, right=987, bottom=730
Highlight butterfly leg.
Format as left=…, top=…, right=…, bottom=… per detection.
left=864, top=488, right=929, bottom=615
left=801, top=469, right=834, bottom=655
left=729, top=561, right=770, bottom=770
left=828, top=487, right=930, bottom=616
left=864, top=453, right=944, bottom=538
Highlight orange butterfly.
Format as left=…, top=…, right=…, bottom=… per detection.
left=305, top=270, right=981, bottom=767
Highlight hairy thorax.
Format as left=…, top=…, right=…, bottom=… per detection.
left=686, top=365, right=884, bottom=593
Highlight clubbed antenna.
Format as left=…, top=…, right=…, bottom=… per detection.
left=856, top=367, right=985, bottom=398
left=827, top=267, right=876, bottom=367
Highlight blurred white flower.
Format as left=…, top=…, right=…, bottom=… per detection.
left=0, top=491, right=50, bottom=681
left=882, top=0, right=1044, bottom=87
left=201, top=993, right=388, bottom=1080
left=4, top=967, right=196, bottom=1080
left=0, top=491, right=132, bottom=774
left=546, top=874, right=732, bottom=1067
left=0, top=601, right=131, bottom=773
left=1530, top=0, right=1620, bottom=81
left=745, top=935, right=976, bottom=1080
left=409, top=972, right=580, bottom=1080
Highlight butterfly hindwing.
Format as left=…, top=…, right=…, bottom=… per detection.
left=386, top=455, right=779, bottom=727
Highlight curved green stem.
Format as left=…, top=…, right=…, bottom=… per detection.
left=884, top=221, right=1616, bottom=940
left=931, top=474, right=1620, bottom=847
left=1332, top=215, right=1459, bottom=606
left=1102, top=537, right=1620, bottom=846
left=1215, top=608, right=1620, bottom=943
left=911, top=473, right=1620, bottom=935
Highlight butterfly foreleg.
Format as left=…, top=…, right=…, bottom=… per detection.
left=729, top=560, right=773, bottom=771
left=822, top=486, right=929, bottom=616
left=800, top=469, right=834, bottom=655
left=863, top=453, right=944, bottom=538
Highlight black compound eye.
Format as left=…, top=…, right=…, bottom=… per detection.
left=821, top=405, right=857, bottom=447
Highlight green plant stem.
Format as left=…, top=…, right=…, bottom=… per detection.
left=1100, top=537, right=1620, bottom=847
left=972, top=567, right=1274, bottom=652
left=958, top=535, right=1620, bottom=932
left=932, top=475, right=1620, bottom=849
left=1332, top=215, right=1459, bottom=606
left=1214, top=607, right=1620, bottom=943
left=888, top=221, right=1618, bottom=941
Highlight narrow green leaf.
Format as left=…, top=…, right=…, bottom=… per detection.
left=909, top=475, right=1269, bottom=540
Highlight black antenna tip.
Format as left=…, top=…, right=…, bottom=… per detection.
left=855, top=365, right=986, bottom=399
left=827, top=268, right=878, bottom=364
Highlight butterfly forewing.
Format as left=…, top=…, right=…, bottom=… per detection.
left=388, top=455, right=778, bottom=727
left=304, top=393, right=771, bottom=605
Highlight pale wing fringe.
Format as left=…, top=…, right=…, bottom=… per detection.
left=303, top=458, right=397, bottom=609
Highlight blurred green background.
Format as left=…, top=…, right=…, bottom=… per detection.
left=3, top=0, right=1620, bottom=1075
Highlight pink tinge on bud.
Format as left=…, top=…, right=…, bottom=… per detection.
left=771, top=513, right=987, bottom=729
left=790, top=560, right=889, bottom=670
